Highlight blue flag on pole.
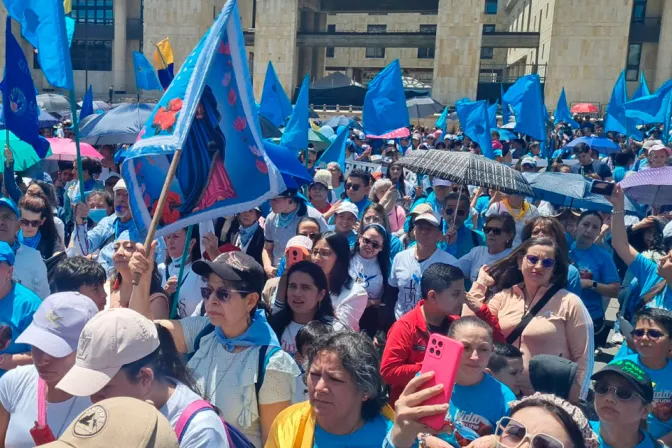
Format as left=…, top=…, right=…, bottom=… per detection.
left=316, top=127, right=348, bottom=173
left=435, top=106, right=449, bottom=134
left=456, top=99, right=493, bottom=159
left=503, top=74, right=546, bottom=141
left=65, top=16, right=75, bottom=47
left=554, top=88, right=579, bottom=128
left=80, top=85, right=94, bottom=120
left=133, top=52, right=163, bottom=92
left=604, top=71, right=628, bottom=135
left=3, top=0, right=73, bottom=90
left=121, top=0, right=285, bottom=238
left=280, top=74, right=309, bottom=152
left=624, top=79, right=672, bottom=124
left=259, top=61, right=293, bottom=128
left=501, top=84, right=511, bottom=125
left=2, top=18, right=49, bottom=158
left=632, top=72, right=651, bottom=100
left=363, top=59, right=410, bottom=138
left=488, top=101, right=498, bottom=129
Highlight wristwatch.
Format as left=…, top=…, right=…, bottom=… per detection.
left=592, top=281, right=598, bottom=289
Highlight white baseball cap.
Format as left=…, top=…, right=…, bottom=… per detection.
left=335, top=201, right=359, bottom=218
left=57, top=308, right=159, bottom=397
left=432, top=178, right=454, bottom=188
left=414, top=211, right=442, bottom=228
left=285, top=235, right=313, bottom=253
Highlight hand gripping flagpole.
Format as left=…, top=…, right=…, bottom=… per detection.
left=67, top=89, right=86, bottom=203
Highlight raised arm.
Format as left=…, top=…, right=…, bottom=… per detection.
left=607, top=185, right=639, bottom=267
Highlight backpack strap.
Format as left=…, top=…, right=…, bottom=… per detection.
left=175, top=400, right=213, bottom=443
left=188, top=323, right=215, bottom=361
left=255, top=345, right=281, bottom=398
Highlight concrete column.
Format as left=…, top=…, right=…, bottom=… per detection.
left=113, top=0, right=128, bottom=92
left=298, top=11, right=315, bottom=82
left=431, top=0, right=483, bottom=105
left=655, top=0, right=672, bottom=88
left=253, top=0, right=299, bottom=101
left=311, top=12, right=327, bottom=81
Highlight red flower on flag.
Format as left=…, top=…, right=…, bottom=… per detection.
left=152, top=98, right=183, bottom=133
left=222, top=72, right=232, bottom=87
left=256, top=160, right=268, bottom=174
left=233, top=117, right=247, bottom=132
left=219, top=41, right=230, bottom=55
left=228, top=89, right=237, bottom=106
left=249, top=145, right=262, bottom=157
left=151, top=191, right=182, bottom=225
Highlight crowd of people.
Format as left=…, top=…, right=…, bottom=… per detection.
left=0, top=113, right=670, bottom=448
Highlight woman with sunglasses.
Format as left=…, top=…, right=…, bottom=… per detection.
left=311, top=232, right=367, bottom=331
left=440, top=192, right=486, bottom=259
left=468, top=237, right=593, bottom=403
left=362, top=203, right=405, bottom=262
left=590, top=358, right=657, bottom=448
left=350, top=224, right=391, bottom=337
left=457, top=214, right=516, bottom=283
left=486, top=193, right=539, bottom=246
left=17, top=193, right=63, bottom=260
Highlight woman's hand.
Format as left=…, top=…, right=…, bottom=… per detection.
left=466, top=435, right=498, bottom=448
left=202, top=232, right=220, bottom=260
left=164, top=275, right=178, bottom=295
left=632, top=215, right=656, bottom=232
left=3, top=146, right=13, bottom=165
left=607, top=185, right=625, bottom=209
left=475, top=265, right=495, bottom=288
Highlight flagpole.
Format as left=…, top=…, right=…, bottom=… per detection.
left=170, top=224, right=193, bottom=318
left=68, top=89, right=86, bottom=199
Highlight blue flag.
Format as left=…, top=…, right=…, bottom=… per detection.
left=456, top=99, right=493, bottom=159
left=280, top=74, right=309, bottom=152
left=604, top=71, right=628, bottom=135
left=363, top=59, right=410, bottom=138
left=121, top=0, right=285, bottom=238
left=259, top=61, right=293, bottom=128
left=316, top=127, right=348, bottom=173
left=435, top=106, right=449, bottom=134
left=503, top=74, right=546, bottom=141
left=133, top=52, right=163, bottom=92
left=501, top=84, right=511, bottom=125
left=488, top=101, right=498, bottom=129
left=65, top=16, right=75, bottom=47
left=80, top=85, right=94, bottom=120
left=2, top=18, right=49, bottom=158
left=554, top=88, right=579, bottom=128
left=632, top=72, right=650, bottom=100
left=3, top=0, right=73, bottom=90
left=624, top=79, right=672, bottom=124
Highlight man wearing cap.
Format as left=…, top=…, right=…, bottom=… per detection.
left=411, top=178, right=456, bottom=216
left=73, top=178, right=165, bottom=277
left=308, top=174, right=332, bottom=215
left=330, top=202, right=359, bottom=247
left=644, top=144, right=671, bottom=170
left=424, top=133, right=436, bottom=150
left=0, top=198, right=50, bottom=299
left=520, top=156, right=538, bottom=173
left=0, top=292, right=98, bottom=444
left=411, top=133, right=421, bottom=150
left=263, top=189, right=328, bottom=277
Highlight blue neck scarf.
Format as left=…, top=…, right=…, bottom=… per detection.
left=114, top=217, right=135, bottom=239
left=17, top=229, right=41, bottom=249
left=214, top=309, right=280, bottom=353
left=276, top=207, right=299, bottom=229
left=83, top=179, right=96, bottom=191
left=239, top=221, right=260, bottom=247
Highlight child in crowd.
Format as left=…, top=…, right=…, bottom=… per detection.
left=486, top=342, right=524, bottom=396
left=293, top=321, right=333, bottom=403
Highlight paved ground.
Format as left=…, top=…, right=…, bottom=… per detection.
left=594, top=297, right=621, bottom=372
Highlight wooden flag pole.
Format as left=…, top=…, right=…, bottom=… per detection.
left=132, top=149, right=182, bottom=285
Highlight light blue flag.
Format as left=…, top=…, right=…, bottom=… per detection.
left=315, top=127, right=348, bottom=173
left=4, top=0, right=74, bottom=90
left=259, top=61, right=293, bottom=128
left=456, top=99, right=493, bottom=159
left=436, top=106, right=449, bottom=133
left=363, top=59, right=410, bottom=138
left=133, top=51, right=163, bottom=91
left=503, top=74, right=546, bottom=141
left=627, top=72, right=650, bottom=139
left=488, top=101, right=498, bottom=129
left=65, top=16, right=75, bottom=47
left=280, top=74, right=310, bottom=152
left=80, top=85, right=93, bottom=120
left=554, top=88, right=579, bottom=128
left=624, top=79, right=672, bottom=123
left=604, top=71, right=628, bottom=135
left=121, top=0, right=285, bottom=239
left=501, top=84, right=511, bottom=125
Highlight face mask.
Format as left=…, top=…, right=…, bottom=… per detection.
left=88, top=208, right=108, bottom=223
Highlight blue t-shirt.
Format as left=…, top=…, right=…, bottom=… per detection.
left=439, top=225, right=485, bottom=259
left=567, top=265, right=583, bottom=298
left=629, top=253, right=672, bottom=311
left=474, top=196, right=491, bottom=230
left=590, top=421, right=658, bottom=448
left=0, top=284, right=41, bottom=376
left=314, top=413, right=391, bottom=447
left=438, top=374, right=516, bottom=446
left=570, top=243, right=620, bottom=320
left=625, top=354, right=672, bottom=439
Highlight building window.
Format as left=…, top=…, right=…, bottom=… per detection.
left=485, top=0, right=498, bottom=14
left=626, top=43, right=642, bottom=81
left=71, top=0, right=113, bottom=25
left=632, top=0, right=647, bottom=23
left=481, top=47, right=494, bottom=59
left=71, top=40, right=113, bottom=71
left=366, top=25, right=386, bottom=58
left=326, top=24, right=335, bottom=58
left=483, top=24, right=496, bottom=34
left=417, top=25, right=436, bottom=59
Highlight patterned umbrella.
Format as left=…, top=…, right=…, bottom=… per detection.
left=397, top=150, right=533, bottom=196
left=619, top=166, right=672, bottom=207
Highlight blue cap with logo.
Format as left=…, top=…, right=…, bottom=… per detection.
left=0, top=198, right=19, bottom=217
left=0, top=242, right=15, bottom=266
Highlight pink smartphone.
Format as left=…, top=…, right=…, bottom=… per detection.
left=418, top=334, right=464, bottom=431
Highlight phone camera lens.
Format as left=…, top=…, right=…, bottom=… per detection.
left=435, top=350, right=441, bottom=356
left=438, top=341, right=443, bottom=348
left=429, top=348, right=435, bottom=354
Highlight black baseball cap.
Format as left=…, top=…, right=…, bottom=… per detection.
left=192, top=252, right=266, bottom=295
left=591, top=359, right=653, bottom=403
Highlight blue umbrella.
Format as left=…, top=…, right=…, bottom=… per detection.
left=0, top=109, right=60, bottom=129
left=263, top=140, right=313, bottom=189
left=80, top=103, right=155, bottom=145
left=562, top=136, right=620, bottom=154
left=494, top=128, right=517, bottom=141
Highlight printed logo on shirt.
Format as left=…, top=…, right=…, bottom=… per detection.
left=355, top=271, right=378, bottom=289
left=452, top=411, right=495, bottom=446
left=652, top=391, right=672, bottom=422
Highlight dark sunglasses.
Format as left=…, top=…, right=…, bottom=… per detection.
left=483, top=226, right=504, bottom=236
left=594, top=381, right=639, bottom=401
left=632, top=328, right=667, bottom=340
left=525, top=255, right=556, bottom=269
left=360, top=236, right=382, bottom=250
left=496, top=417, right=564, bottom=448
left=299, top=231, right=318, bottom=239
left=345, top=183, right=361, bottom=192
left=19, top=218, right=41, bottom=228
left=200, top=287, right=250, bottom=302
left=444, top=208, right=467, bottom=217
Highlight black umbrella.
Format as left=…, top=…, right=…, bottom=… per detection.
left=259, top=116, right=282, bottom=139
left=397, top=150, right=533, bottom=196
left=37, top=93, right=71, bottom=115
left=406, top=96, right=444, bottom=119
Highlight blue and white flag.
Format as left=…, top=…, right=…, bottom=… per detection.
left=121, top=0, right=285, bottom=238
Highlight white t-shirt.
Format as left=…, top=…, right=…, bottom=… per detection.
left=486, top=202, right=540, bottom=246
left=160, top=380, right=229, bottom=448
left=160, top=261, right=207, bottom=318
left=389, top=247, right=458, bottom=319
left=349, top=253, right=384, bottom=300
left=0, top=366, right=92, bottom=447
left=280, top=321, right=304, bottom=359
left=456, top=246, right=513, bottom=281
left=330, top=282, right=368, bottom=332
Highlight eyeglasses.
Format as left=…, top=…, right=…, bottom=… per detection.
left=312, top=248, right=333, bottom=259
left=363, top=215, right=382, bottom=225
left=496, top=417, right=564, bottom=448
left=299, top=232, right=318, bottom=239
left=200, top=287, right=251, bottom=302
left=345, top=183, right=361, bottom=192
left=444, top=208, right=467, bottom=217
left=525, top=255, right=556, bottom=269
left=484, top=226, right=504, bottom=236
left=594, top=381, right=639, bottom=401
left=360, top=236, right=382, bottom=250
left=19, top=218, right=41, bottom=228
left=632, top=328, right=667, bottom=340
